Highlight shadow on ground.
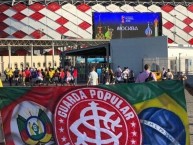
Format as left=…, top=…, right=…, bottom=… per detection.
left=186, top=83, right=193, bottom=96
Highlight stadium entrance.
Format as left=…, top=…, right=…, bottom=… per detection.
left=0, top=39, right=109, bottom=74
left=62, top=43, right=110, bottom=83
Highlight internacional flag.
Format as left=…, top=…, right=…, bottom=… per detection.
left=0, top=80, right=190, bottom=145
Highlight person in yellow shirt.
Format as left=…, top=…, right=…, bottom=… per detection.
left=48, top=68, right=55, bottom=83
left=0, top=72, right=3, bottom=87
left=6, top=68, right=14, bottom=86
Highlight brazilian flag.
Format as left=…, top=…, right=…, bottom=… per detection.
left=99, top=80, right=190, bottom=145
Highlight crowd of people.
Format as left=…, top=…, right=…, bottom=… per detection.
left=87, top=65, right=135, bottom=86
left=1, top=66, right=78, bottom=86
left=0, top=63, right=188, bottom=87
left=86, top=64, right=188, bottom=86
left=87, top=65, right=136, bottom=86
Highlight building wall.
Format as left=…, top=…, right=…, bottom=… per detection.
left=0, top=3, right=93, bottom=39
left=168, top=46, right=193, bottom=58
left=1, top=3, right=193, bottom=45
left=110, top=36, right=168, bottom=74
left=168, top=46, right=193, bottom=73
left=0, top=55, right=60, bottom=72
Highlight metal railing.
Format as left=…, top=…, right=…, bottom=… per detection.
left=143, top=57, right=193, bottom=75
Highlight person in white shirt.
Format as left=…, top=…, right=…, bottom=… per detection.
left=122, top=67, right=130, bottom=83
left=115, top=65, right=122, bottom=83
left=166, top=69, right=173, bottom=80
left=87, top=66, right=98, bottom=86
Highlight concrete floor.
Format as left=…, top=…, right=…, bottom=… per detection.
left=185, top=88, right=193, bottom=145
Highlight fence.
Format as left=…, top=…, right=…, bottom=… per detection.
left=76, top=63, right=108, bottom=83
left=143, top=57, right=193, bottom=75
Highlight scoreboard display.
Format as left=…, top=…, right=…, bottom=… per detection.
left=93, top=12, right=162, bottom=39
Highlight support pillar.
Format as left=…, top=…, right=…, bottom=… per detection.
left=85, top=56, right=88, bottom=80
left=106, top=45, right=110, bottom=69
left=72, top=56, right=76, bottom=67
left=30, top=44, right=33, bottom=67
left=179, top=53, right=182, bottom=73
left=61, top=46, right=64, bottom=68
left=8, top=44, right=11, bottom=68
left=52, top=42, right=55, bottom=68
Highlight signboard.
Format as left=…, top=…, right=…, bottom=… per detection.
left=93, top=12, right=162, bottom=39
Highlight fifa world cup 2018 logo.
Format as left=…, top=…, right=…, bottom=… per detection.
left=54, top=88, right=142, bottom=145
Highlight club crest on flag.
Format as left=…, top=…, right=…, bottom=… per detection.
left=11, top=101, right=55, bottom=145
left=54, top=87, right=142, bottom=145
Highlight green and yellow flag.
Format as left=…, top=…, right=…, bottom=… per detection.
left=100, top=80, right=189, bottom=145
left=0, top=80, right=190, bottom=145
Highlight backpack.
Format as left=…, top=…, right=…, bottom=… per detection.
left=116, top=71, right=122, bottom=77
left=14, top=69, right=19, bottom=76
left=145, top=72, right=154, bottom=82
left=129, top=70, right=134, bottom=78
left=31, top=71, right=37, bottom=78
left=163, top=71, right=167, bottom=78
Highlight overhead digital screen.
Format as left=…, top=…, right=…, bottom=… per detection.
left=93, top=12, right=162, bottom=39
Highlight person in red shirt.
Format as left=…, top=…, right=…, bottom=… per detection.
left=72, top=67, right=78, bottom=86
left=59, top=68, right=65, bottom=86
left=24, top=67, right=31, bottom=86
left=22, top=69, right=26, bottom=86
